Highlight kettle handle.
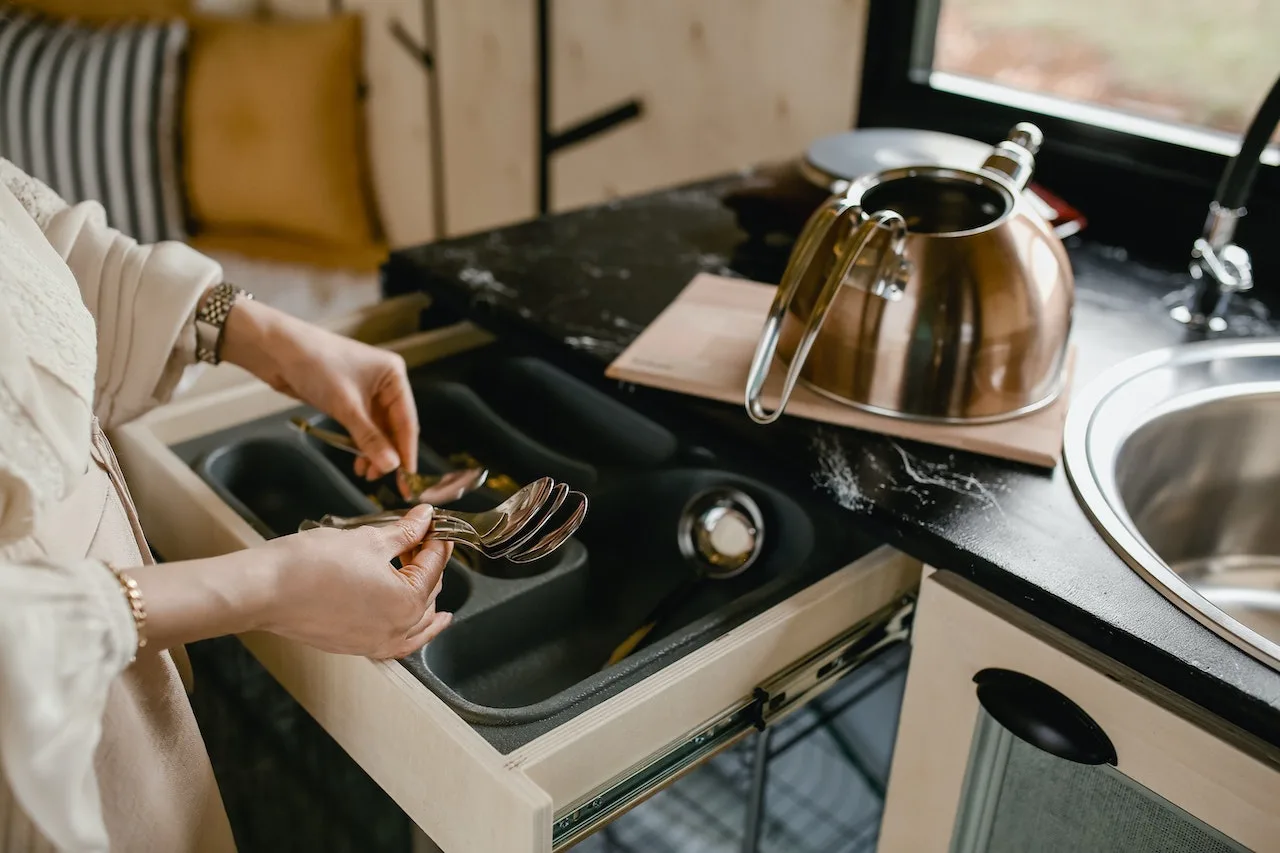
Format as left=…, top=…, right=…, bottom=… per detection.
left=745, top=206, right=907, bottom=425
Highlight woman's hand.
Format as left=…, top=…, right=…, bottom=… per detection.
left=219, top=298, right=418, bottom=482
left=127, top=505, right=454, bottom=658
left=256, top=504, right=453, bottom=658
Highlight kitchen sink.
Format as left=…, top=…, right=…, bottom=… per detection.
left=1065, top=338, right=1280, bottom=672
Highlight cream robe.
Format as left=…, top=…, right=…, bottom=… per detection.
left=0, top=159, right=235, bottom=852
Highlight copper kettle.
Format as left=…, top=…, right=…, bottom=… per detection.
left=745, top=123, right=1074, bottom=425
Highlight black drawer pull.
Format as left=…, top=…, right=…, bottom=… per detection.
left=974, top=668, right=1117, bottom=766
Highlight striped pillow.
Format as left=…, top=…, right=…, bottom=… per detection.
left=0, top=4, right=188, bottom=243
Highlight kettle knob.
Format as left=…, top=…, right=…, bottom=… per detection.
left=981, top=123, right=1043, bottom=192
left=1008, top=122, right=1043, bottom=155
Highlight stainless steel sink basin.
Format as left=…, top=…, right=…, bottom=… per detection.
left=1065, top=338, right=1280, bottom=672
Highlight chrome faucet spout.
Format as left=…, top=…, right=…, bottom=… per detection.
left=1172, top=74, right=1280, bottom=331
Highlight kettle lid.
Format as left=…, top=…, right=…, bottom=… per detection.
left=803, top=127, right=992, bottom=191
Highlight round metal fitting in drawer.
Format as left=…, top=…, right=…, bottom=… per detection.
left=677, top=487, right=765, bottom=579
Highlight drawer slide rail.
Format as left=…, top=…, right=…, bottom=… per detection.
left=551, top=595, right=916, bottom=850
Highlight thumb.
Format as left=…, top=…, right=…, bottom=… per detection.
left=342, top=407, right=400, bottom=479
left=374, top=504, right=434, bottom=557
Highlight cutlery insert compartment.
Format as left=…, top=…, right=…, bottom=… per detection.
left=484, top=356, right=679, bottom=468
left=178, top=347, right=875, bottom=752
left=413, top=381, right=599, bottom=490
left=415, top=544, right=594, bottom=715
left=198, top=438, right=373, bottom=539
left=577, top=468, right=815, bottom=644
left=407, top=468, right=815, bottom=725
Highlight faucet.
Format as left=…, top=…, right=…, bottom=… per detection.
left=1170, top=74, right=1280, bottom=331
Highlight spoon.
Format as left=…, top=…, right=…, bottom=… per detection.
left=289, top=417, right=489, bottom=505
left=312, top=476, right=556, bottom=546
left=299, top=478, right=586, bottom=564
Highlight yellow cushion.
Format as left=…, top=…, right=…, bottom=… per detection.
left=184, top=14, right=382, bottom=251
left=14, top=0, right=187, bottom=20
left=189, top=229, right=387, bottom=273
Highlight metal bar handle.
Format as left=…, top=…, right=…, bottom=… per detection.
left=744, top=207, right=907, bottom=425
left=743, top=195, right=856, bottom=424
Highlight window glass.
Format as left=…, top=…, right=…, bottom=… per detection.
left=934, top=1, right=1279, bottom=141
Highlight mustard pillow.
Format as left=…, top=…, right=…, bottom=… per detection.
left=184, top=14, right=381, bottom=250
left=14, top=0, right=187, bottom=20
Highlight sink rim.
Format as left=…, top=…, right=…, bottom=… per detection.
left=1064, top=336, right=1280, bottom=674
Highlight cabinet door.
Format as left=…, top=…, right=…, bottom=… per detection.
left=880, top=571, right=1280, bottom=853
left=549, top=0, right=867, bottom=213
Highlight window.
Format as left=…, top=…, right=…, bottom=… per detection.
left=933, top=0, right=1280, bottom=146
left=857, top=0, right=1280, bottom=278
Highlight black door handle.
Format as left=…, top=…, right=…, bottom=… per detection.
left=974, top=668, right=1117, bottom=766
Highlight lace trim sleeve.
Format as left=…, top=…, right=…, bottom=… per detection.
left=0, top=160, right=69, bottom=231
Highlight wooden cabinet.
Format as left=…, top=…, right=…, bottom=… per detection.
left=879, top=570, right=1280, bottom=852
left=244, top=0, right=867, bottom=243
left=546, top=0, right=866, bottom=213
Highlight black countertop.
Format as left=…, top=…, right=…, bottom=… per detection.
left=384, top=171, right=1280, bottom=748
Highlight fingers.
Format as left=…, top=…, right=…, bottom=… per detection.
left=376, top=611, right=453, bottom=660
left=378, top=368, right=419, bottom=480
left=376, top=556, right=453, bottom=660
left=373, top=504, right=435, bottom=557
left=339, top=399, right=400, bottom=480
left=406, top=611, right=454, bottom=652
left=398, top=538, right=452, bottom=601
left=401, top=579, right=445, bottom=636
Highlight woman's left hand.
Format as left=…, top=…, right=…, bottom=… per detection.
left=219, top=299, right=419, bottom=482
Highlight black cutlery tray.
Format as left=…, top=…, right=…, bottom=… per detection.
left=175, top=347, right=876, bottom=753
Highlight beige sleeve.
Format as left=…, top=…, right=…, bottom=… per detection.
left=0, top=160, right=224, bottom=429
left=42, top=203, right=224, bottom=428
left=0, top=555, right=137, bottom=853
left=0, top=161, right=159, bottom=850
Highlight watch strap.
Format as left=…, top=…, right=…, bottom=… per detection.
left=195, top=282, right=252, bottom=365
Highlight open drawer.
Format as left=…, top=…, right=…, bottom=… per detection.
left=112, top=296, right=921, bottom=852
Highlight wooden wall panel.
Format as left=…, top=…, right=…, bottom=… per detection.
left=433, top=0, right=539, bottom=236
left=548, top=0, right=867, bottom=212
left=343, top=0, right=437, bottom=247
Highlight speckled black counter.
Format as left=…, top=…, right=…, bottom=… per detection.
left=384, top=171, right=1280, bottom=749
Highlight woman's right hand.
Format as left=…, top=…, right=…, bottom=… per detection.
left=254, top=504, right=454, bottom=659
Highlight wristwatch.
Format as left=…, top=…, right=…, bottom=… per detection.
left=194, top=282, right=253, bottom=365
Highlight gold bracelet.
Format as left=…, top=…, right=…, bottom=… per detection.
left=110, top=566, right=148, bottom=654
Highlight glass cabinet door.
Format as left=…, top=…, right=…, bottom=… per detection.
left=879, top=571, right=1280, bottom=853
left=952, top=707, right=1248, bottom=853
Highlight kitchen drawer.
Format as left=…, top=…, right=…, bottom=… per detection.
left=113, top=297, right=920, bottom=852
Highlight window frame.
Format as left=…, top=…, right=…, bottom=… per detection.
left=856, top=0, right=1280, bottom=278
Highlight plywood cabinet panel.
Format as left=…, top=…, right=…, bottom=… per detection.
left=548, top=0, right=867, bottom=211
left=433, top=0, right=539, bottom=236
left=235, top=1, right=866, bottom=241
left=344, top=0, right=437, bottom=247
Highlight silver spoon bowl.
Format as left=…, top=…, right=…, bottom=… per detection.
left=301, top=478, right=586, bottom=564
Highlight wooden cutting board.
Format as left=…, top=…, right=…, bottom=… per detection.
left=605, top=273, right=1075, bottom=468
